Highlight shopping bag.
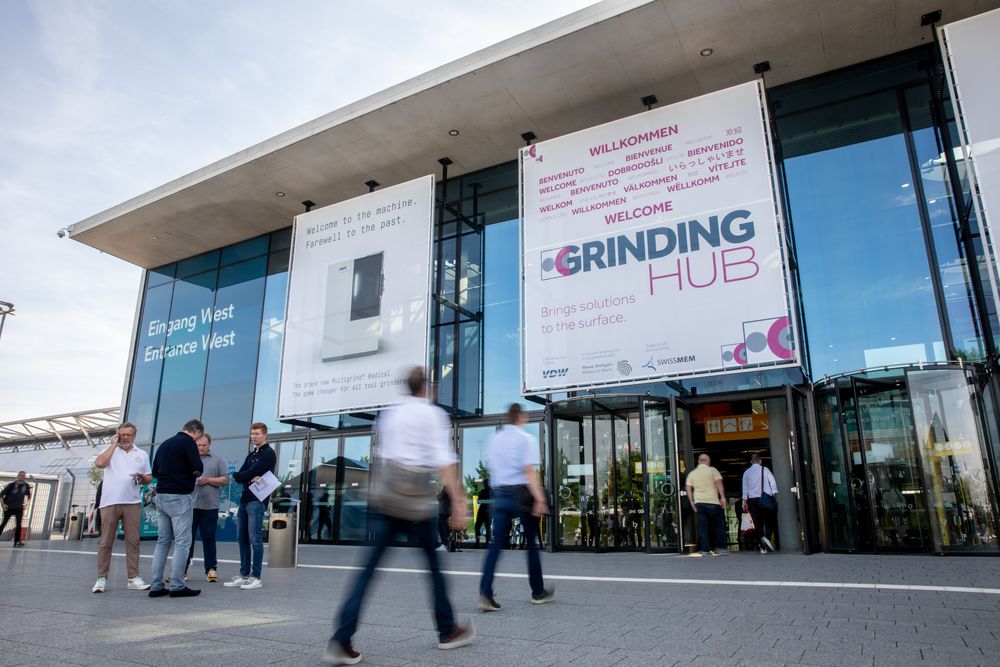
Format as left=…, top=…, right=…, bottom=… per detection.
left=739, top=512, right=755, bottom=536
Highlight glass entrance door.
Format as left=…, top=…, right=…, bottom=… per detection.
left=550, top=395, right=673, bottom=552
left=853, top=377, right=932, bottom=551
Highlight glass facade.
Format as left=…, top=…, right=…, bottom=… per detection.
left=123, top=44, right=1000, bottom=553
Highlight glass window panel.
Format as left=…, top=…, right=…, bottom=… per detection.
left=267, top=248, right=290, bottom=275
left=272, top=439, right=303, bottom=513
left=815, top=388, right=855, bottom=550
left=126, top=283, right=174, bottom=444
left=270, top=227, right=292, bottom=252
left=305, top=438, right=340, bottom=542
left=339, top=435, right=371, bottom=541
left=783, top=127, right=945, bottom=377
left=201, top=257, right=267, bottom=439
left=252, top=271, right=291, bottom=434
left=147, top=264, right=175, bottom=287
left=176, top=250, right=220, bottom=279
left=221, top=235, right=269, bottom=266
left=483, top=220, right=521, bottom=414
left=906, top=86, right=984, bottom=361
left=154, top=270, right=217, bottom=443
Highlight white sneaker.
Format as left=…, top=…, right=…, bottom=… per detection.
left=761, top=536, right=775, bottom=552
left=127, top=576, right=151, bottom=591
left=435, top=545, right=447, bottom=552
left=92, top=576, right=107, bottom=593
left=224, top=575, right=249, bottom=587
left=240, top=576, right=262, bottom=590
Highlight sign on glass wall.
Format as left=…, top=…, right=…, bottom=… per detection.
left=942, top=9, right=1000, bottom=318
left=520, top=81, right=798, bottom=393
left=278, top=176, right=434, bottom=417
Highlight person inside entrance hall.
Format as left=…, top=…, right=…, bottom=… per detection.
left=685, top=453, right=727, bottom=556
left=742, top=452, right=778, bottom=552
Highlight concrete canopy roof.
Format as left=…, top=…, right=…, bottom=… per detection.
left=68, top=0, right=997, bottom=269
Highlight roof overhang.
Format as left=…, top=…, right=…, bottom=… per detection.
left=68, top=0, right=996, bottom=268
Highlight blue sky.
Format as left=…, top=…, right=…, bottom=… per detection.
left=0, top=0, right=595, bottom=422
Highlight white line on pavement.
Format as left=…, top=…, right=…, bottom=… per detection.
left=20, top=547, right=1000, bottom=596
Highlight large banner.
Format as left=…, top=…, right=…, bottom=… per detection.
left=520, top=81, right=797, bottom=393
left=278, top=176, right=434, bottom=417
left=942, top=9, right=1000, bottom=315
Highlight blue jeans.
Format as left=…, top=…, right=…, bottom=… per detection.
left=237, top=501, right=264, bottom=578
left=332, top=512, right=455, bottom=644
left=187, top=508, right=219, bottom=573
left=479, top=486, right=544, bottom=598
left=151, top=493, right=194, bottom=591
left=695, top=503, right=727, bottom=553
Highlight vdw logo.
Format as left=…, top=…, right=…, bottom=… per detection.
left=542, top=368, right=569, bottom=379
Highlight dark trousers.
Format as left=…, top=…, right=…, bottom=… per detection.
left=747, top=498, right=776, bottom=549
left=695, top=503, right=726, bottom=553
left=479, top=486, right=544, bottom=598
left=187, top=508, right=219, bottom=572
left=0, top=507, right=24, bottom=542
left=475, top=508, right=491, bottom=545
left=333, top=512, right=456, bottom=644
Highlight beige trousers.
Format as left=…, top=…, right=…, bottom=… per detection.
left=96, top=503, right=141, bottom=578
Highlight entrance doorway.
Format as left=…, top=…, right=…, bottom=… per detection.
left=549, top=396, right=679, bottom=552
left=685, top=397, right=801, bottom=553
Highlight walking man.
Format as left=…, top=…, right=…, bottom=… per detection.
left=92, top=423, right=152, bottom=592
left=187, top=432, right=229, bottom=581
left=685, top=453, right=728, bottom=557
left=224, top=422, right=276, bottom=591
left=1, top=471, right=31, bottom=547
left=478, top=403, right=553, bottom=612
left=325, top=366, right=474, bottom=665
left=474, top=476, right=492, bottom=547
left=148, top=419, right=204, bottom=598
left=742, top=452, right=778, bottom=552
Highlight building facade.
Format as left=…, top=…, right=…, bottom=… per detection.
left=68, top=1, right=1000, bottom=554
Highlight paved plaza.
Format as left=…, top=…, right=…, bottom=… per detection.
left=2, top=538, right=999, bottom=666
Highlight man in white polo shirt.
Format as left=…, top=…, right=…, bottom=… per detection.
left=92, top=422, right=152, bottom=593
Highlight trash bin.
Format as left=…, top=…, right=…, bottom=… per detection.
left=267, top=512, right=297, bottom=568
left=67, top=512, right=84, bottom=540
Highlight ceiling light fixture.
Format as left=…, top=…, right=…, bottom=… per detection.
left=275, top=191, right=286, bottom=197
left=700, top=47, right=713, bottom=57
left=448, top=129, right=460, bottom=136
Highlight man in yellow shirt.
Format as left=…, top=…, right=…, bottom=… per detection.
left=684, top=453, right=727, bottom=556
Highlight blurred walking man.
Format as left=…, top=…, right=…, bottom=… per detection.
left=187, top=432, right=229, bottom=581
left=324, top=366, right=474, bottom=665
left=148, top=419, right=204, bottom=598
left=478, top=403, right=553, bottom=612
left=92, top=423, right=151, bottom=592
left=1, top=471, right=31, bottom=547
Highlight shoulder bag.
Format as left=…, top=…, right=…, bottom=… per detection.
left=759, top=466, right=777, bottom=511
left=368, top=457, right=437, bottom=521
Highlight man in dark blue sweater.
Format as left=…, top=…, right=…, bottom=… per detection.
left=223, top=422, right=276, bottom=590
left=148, top=419, right=204, bottom=598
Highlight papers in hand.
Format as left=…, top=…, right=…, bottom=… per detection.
left=250, top=471, right=281, bottom=501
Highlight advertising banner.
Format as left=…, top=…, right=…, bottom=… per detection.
left=520, top=81, right=796, bottom=393
left=942, top=9, right=1000, bottom=315
left=278, top=175, right=434, bottom=417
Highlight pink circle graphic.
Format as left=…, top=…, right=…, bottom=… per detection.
left=767, top=316, right=793, bottom=359
left=734, top=343, right=747, bottom=365
left=554, top=247, right=573, bottom=276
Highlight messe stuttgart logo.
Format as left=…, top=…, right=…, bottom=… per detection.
left=540, top=247, right=574, bottom=280
left=526, top=144, right=543, bottom=163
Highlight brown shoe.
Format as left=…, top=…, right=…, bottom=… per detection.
left=207, top=569, right=218, bottom=582
left=437, top=624, right=475, bottom=650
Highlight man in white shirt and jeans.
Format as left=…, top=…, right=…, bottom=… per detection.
left=741, top=452, right=778, bottom=552
left=478, top=403, right=553, bottom=612
left=92, top=422, right=152, bottom=593
left=324, top=366, right=474, bottom=665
